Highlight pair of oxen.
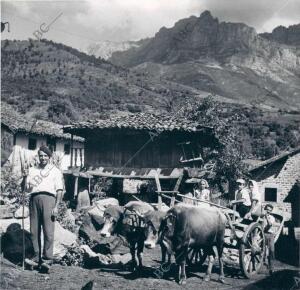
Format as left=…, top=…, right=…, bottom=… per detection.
left=100, top=201, right=232, bottom=285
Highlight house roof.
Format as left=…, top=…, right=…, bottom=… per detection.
left=248, top=146, right=300, bottom=172
left=1, top=103, right=84, bottom=142
left=63, top=112, right=213, bottom=136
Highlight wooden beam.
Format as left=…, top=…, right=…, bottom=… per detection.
left=79, top=148, right=83, bottom=167
left=174, top=174, right=183, bottom=192
left=154, top=172, right=162, bottom=211
left=171, top=174, right=183, bottom=207
left=156, top=191, right=179, bottom=193
left=74, top=148, right=78, bottom=167
left=176, top=192, right=228, bottom=209
left=74, top=176, right=79, bottom=197
left=70, top=134, right=74, bottom=168
left=85, top=170, right=181, bottom=179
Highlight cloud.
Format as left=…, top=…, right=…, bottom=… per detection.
left=195, top=0, right=300, bottom=32
left=1, top=0, right=299, bottom=50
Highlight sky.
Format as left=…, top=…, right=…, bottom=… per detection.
left=1, top=0, right=300, bottom=51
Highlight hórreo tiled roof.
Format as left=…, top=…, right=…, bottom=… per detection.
left=63, top=112, right=212, bottom=134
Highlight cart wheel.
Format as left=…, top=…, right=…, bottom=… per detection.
left=239, top=222, right=265, bottom=278
left=187, top=247, right=207, bottom=266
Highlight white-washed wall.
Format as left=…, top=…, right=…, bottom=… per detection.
left=15, top=134, right=47, bottom=148
left=14, top=133, right=84, bottom=170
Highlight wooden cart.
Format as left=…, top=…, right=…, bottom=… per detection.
left=187, top=206, right=285, bottom=278
left=223, top=208, right=285, bottom=278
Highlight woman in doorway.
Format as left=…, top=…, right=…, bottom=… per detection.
left=183, top=178, right=210, bottom=206
left=194, top=178, right=210, bottom=202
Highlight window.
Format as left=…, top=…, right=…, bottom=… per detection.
left=46, top=137, right=56, bottom=152
left=264, top=187, right=277, bottom=202
left=64, top=144, right=70, bottom=155
left=28, top=138, right=37, bottom=150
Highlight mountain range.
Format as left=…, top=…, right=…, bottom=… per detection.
left=109, top=11, right=300, bottom=110
left=1, top=10, right=300, bottom=124
left=2, top=10, right=300, bottom=160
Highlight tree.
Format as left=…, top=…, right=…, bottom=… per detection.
left=184, top=96, right=248, bottom=195
left=47, top=96, right=78, bottom=124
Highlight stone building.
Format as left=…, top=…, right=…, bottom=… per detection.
left=248, top=147, right=300, bottom=219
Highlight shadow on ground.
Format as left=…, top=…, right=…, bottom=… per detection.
left=243, top=269, right=300, bottom=290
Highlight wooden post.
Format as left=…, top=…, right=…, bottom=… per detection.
left=74, top=148, right=78, bottom=167
left=170, top=192, right=176, bottom=207
left=154, top=172, right=162, bottom=210
left=79, top=148, right=83, bottom=167
left=171, top=174, right=183, bottom=207
left=70, top=135, right=74, bottom=168
left=233, top=204, right=237, bottom=223
left=74, top=176, right=79, bottom=198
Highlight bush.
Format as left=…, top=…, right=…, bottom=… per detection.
left=0, top=165, right=27, bottom=208
left=56, top=202, right=78, bottom=233
left=59, top=237, right=97, bottom=267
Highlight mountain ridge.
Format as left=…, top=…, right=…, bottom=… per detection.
left=1, top=38, right=205, bottom=123
left=109, top=10, right=300, bottom=110
left=260, top=23, right=300, bottom=47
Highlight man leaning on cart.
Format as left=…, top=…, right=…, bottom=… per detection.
left=263, top=203, right=276, bottom=275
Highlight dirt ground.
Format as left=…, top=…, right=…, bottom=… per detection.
left=1, top=247, right=299, bottom=290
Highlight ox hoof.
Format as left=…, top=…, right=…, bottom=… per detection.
left=219, top=276, right=225, bottom=284
left=203, top=275, right=211, bottom=282
left=178, top=278, right=186, bottom=285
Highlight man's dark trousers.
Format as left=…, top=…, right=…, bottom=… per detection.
left=29, top=193, right=55, bottom=261
left=265, top=233, right=275, bottom=271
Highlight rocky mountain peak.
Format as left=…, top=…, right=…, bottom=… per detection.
left=260, top=23, right=300, bottom=46
left=198, top=10, right=216, bottom=22
left=111, top=11, right=261, bottom=66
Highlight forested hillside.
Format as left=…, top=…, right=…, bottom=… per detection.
left=1, top=39, right=199, bottom=124
left=1, top=37, right=300, bottom=161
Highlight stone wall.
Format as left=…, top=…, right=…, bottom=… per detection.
left=252, top=152, right=300, bottom=220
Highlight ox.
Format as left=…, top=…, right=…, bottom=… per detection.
left=157, top=205, right=230, bottom=285
left=143, top=210, right=171, bottom=265
left=100, top=201, right=154, bottom=271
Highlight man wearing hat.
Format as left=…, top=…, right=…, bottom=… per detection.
left=230, top=178, right=252, bottom=218
left=25, top=145, right=64, bottom=271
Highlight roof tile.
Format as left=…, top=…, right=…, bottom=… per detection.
left=64, top=112, right=212, bottom=133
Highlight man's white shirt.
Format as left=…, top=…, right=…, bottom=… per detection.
left=26, top=164, right=64, bottom=196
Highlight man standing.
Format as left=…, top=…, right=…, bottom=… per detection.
left=263, top=203, right=276, bottom=275
left=25, top=145, right=64, bottom=272
left=230, top=178, right=252, bottom=218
